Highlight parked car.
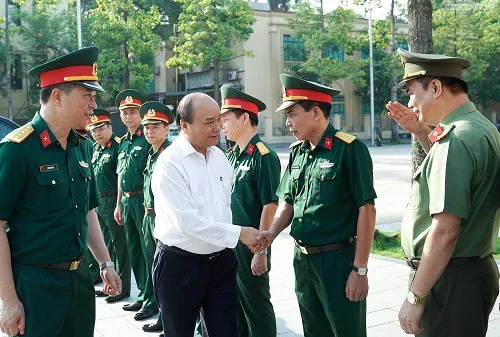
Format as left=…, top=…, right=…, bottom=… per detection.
left=0, top=116, right=20, bottom=140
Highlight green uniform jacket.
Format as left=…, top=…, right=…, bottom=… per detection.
left=227, top=134, right=281, bottom=227
left=0, top=113, right=100, bottom=264
left=92, top=135, right=120, bottom=194
left=117, top=126, right=151, bottom=192
left=277, top=124, right=377, bottom=246
left=402, top=102, right=500, bottom=259
left=144, top=138, right=170, bottom=208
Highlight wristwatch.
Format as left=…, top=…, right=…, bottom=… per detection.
left=407, top=290, right=427, bottom=305
left=350, top=263, right=368, bottom=276
left=259, top=248, right=268, bottom=255
left=100, top=261, right=115, bottom=271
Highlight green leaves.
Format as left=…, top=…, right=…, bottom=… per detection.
left=166, top=0, right=255, bottom=69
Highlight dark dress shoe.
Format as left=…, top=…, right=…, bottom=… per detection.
left=159, top=334, right=164, bottom=337
left=122, top=300, right=143, bottom=311
left=142, top=321, right=163, bottom=332
left=134, top=307, right=159, bottom=321
left=95, top=290, right=108, bottom=297
left=105, top=292, right=130, bottom=303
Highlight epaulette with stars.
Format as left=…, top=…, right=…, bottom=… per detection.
left=114, top=136, right=121, bottom=144
left=6, top=124, right=35, bottom=143
left=289, top=140, right=304, bottom=149
left=335, top=131, right=356, bottom=144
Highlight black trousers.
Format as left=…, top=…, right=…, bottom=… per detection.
left=413, top=255, right=499, bottom=337
left=153, top=244, right=238, bottom=337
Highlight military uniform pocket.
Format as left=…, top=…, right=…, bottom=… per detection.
left=35, top=170, right=69, bottom=210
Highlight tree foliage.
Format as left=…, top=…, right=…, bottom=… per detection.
left=286, top=2, right=367, bottom=87
left=166, top=0, right=255, bottom=103
left=433, top=0, right=499, bottom=108
left=87, top=0, right=161, bottom=105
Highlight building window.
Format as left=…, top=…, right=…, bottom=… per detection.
left=11, top=54, right=22, bottom=90
left=326, top=46, right=344, bottom=61
left=329, top=96, right=345, bottom=124
left=283, top=35, right=305, bottom=62
left=8, top=1, right=21, bottom=26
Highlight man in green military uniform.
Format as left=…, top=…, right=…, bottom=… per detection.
left=219, top=85, right=279, bottom=337
left=113, top=89, right=158, bottom=320
left=0, top=47, right=121, bottom=337
left=87, top=109, right=131, bottom=298
left=387, top=49, right=500, bottom=337
left=139, top=101, right=174, bottom=336
left=257, top=74, right=377, bottom=337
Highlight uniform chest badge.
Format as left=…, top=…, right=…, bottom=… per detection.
left=134, top=146, right=142, bottom=151
left=79, top=160, right=89, bottom=168
left=103, top=153, right=111, bottom=158
left=39, top=164, right=58, bottom=172
left=240, top=165, right=250, bottom=171
left=319, top=161, right=334, bottom=169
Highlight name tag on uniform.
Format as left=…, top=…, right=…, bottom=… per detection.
left=240, top=165, right=250, bottom=171
left=134, top=146, right=142, bottom=151
left=319, top=161, right=334, bottom=169
left=79, top=160, right=89, bottom=168
left=39, top=164, right=58, bottom=172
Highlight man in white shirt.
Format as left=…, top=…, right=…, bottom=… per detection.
left=151, top=92, right=263, bottom=337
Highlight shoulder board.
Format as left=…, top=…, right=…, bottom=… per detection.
left=289, top=140, right=304, bottom=149
left=256, top=142, right=270, bottom=155
left=226, top=146, right=234, bottom=153
left=436, top=125, right=455, bottom=142
left=335, top=131, right=356, bottom=144
left=114, top=136, right=121, bottom=144
left=6, top=125, right=35, bottom=143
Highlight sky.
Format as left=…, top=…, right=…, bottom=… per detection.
left=254, top=0, right=395, bottom=20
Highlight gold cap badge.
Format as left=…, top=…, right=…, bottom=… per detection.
left=92, top=62, right=98, bottom=76
left=147, top=109, right=156, bottom=116
left=125, top=96, right=133, bottom=103
left=90, top=115, right=99, bottom=123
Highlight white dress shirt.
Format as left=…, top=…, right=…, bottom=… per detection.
left=152, top=132, right=241, bottom=254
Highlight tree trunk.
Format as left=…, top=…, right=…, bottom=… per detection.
left=124, top=40, right=130, bottom=88
left=390, top=0, right=399, bottom=142
left=5, top=0, right=13, bottom=120
left=320, top=0, right=325, bottom=85
left=407, top=0, right=433, bottom=176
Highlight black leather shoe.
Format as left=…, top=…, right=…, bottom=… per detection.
left=142, top=321, right=163, bottom=332
left=122, top=300, right=143, bottom=311
left=159, top=334, right=164, bottom=337
left=95, top=290, right=108, bottom=297
left=105, top=292, right=130, bottom=303
left=134, top=307, right=159, bottom=321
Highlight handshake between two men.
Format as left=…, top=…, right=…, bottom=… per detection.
left=239, top=227, right=275, bottom=254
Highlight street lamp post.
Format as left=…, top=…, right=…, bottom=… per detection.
left=77, top=0, right=82, bottom=48
left=368, top=8, right=375, bottom=147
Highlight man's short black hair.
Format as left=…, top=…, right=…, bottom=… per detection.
left=416, top=76, right=468, bottom=95
left=40, top=83, right=76, bottom=104
left=297, top=100, right=332, bottom=119
left=233, top=109, right=258, bottom=127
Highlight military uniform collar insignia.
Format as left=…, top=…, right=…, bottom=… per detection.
left=106, top=141, right=112, bottom=148
left=136, top=128, right=143, bottom=137
left=428, top=125, right=444, bottom=144
left=246, top=143, right=255, bottom=155
left=39, top=129, right=52, bottom=148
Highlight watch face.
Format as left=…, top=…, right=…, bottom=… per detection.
left=358, top=267, right=367, bottom=276
left=407, top=291, right=415, bottom=304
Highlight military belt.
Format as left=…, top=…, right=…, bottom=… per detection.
left=145, top=207, right=155, bottom=215
left=100, top=191, right=117, bottom=197
left=405, top=256, right=484, bottom=271
left=296, top=237, right=354, bottom=255
left=157, top=241, right=223, bottom=261
left=122, top=189, right=143, bottom=198
left=33, top=255, right=85, bottom=271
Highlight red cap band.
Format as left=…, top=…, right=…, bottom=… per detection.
left=222, top=98, right=259, bottom=115
left=119, top=98, right=143, bottom=108
left=40, top=65, right=97, bottom=88
left=284, top=89, right=332, bottom=104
